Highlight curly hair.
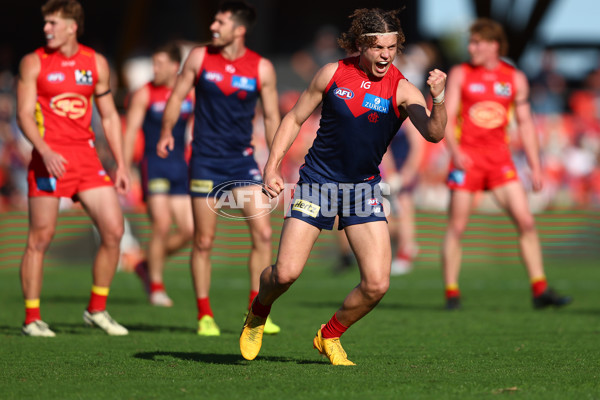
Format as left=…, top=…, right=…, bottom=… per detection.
left=338, top=8, right=406, bottom=54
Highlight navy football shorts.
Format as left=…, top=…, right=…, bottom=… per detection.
left=141, top=155, right=189, bottom=198
left=189, top=155, right=262, bottom=198
left=287, top=167, right=387, bottom=230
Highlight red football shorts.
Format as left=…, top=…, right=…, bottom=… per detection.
left=27, top=143, right=114, bottom=199
left=447, top=146, right=518, bottom=192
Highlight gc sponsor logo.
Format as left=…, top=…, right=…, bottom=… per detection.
left=468, top=101, right=507, bottom=129
left=50, top=93, right=88, bottom=119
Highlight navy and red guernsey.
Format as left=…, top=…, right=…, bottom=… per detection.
left=192, top=46, right=262, bottom=159
left=142, top=82, right=193, bottom=161
left=303, top=56, right=407, bottom=183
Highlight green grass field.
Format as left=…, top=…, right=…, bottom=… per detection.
left=0, top=254, right=598, bottom=399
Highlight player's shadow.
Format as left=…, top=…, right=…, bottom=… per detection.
left=0, top=325, right=19, bottom=335
left=298, top=300, right=446, bottom=312
left=133, top=351, right=323, bottom=365
left=43, top=295, right=146, bottom=306
left=121, top=323, right=192, bottom=333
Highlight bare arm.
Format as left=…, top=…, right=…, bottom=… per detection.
left=258, top=57, right=280, bottom=150
left=94, top=52, right=130, bottom=194
left=158, top=46, right=204, bottom=158
left=514, top=69, right=543, bottom=191
left=16, top=52, right=68, bottom=178
left=123, top=85, right=149, bottom=172
left=263, top=62, right=337, bottom=197
left=398, top=69, right=447, bottom=143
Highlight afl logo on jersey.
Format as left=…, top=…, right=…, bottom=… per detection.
left=50, top=93, right=88, bottom=119
left=204, top=71, right=223, bottom=82
left=46, top=72, right=65, bottom=83
left=151, top=101, right=167, bottom=113
left=334, top=87, right=354, bottom=100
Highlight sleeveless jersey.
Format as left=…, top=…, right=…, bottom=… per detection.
left=192, top=46, right=261, bottom=158
left=304, top=57, right=406, bottom=182
left=142, top=82, right=193, bottom=160
left=456, top=61, right=517, bottom=150
left=34, top=45, right=98, bottom=147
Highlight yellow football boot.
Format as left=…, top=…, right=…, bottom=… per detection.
left=313, top=326, right=356, bottom=366
left=240, top=310, right=266, bottom=360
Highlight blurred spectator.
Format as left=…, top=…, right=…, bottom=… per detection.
left=0, top=91, right=30, bottom=211
left=530, top=50, right=567, bottom=114
left=394, top=41, right=440, bottom=93
left=291, top=25, right=345, bottom=85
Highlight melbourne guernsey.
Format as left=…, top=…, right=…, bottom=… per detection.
left=303, top=57, right=407, bottom=183
left=143, top=82, right=193, bottom=161
left=192, top=46, right=262, bottom=159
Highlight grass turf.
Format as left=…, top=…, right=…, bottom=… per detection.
left=0, top=258, right=598, bottom=399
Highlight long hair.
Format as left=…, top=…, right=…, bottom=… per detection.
left=338, top=8, right=406, bottom=54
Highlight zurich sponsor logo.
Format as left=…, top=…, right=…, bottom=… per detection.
left=47, top=72, right=65, bottom=83
left=362, top=93, right=389, bottom=113
left=181, top=100, right=193, bottom=113
left=204, top=71, right=223, bottom=82
left=232, top=75, right=257, bottom=91
left=333, top=87, right=354, bottom=100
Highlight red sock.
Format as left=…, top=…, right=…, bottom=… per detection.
left=197, top=297, right=213, bottom=319
left=396, top=251, right=412, bottom=261
left=251, top=296, right=271, bottom=318
left=248, top=290, right=259, bottom=309
left=531, top=277, right=548, bottom=297
left=445, top=284, right=460, bottom=299
left=25, top=299, right=41, bottom=325
left=150, top=282, right=165, bottom=293
left=87, top=286, right=109, bottom=313
left=321, top=313, right=348, bottom=339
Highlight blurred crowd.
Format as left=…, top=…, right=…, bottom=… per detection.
left=1, top=30, right=599, bottom=213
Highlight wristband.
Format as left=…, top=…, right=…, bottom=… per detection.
left=432, top=89, right=445, bottom=104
